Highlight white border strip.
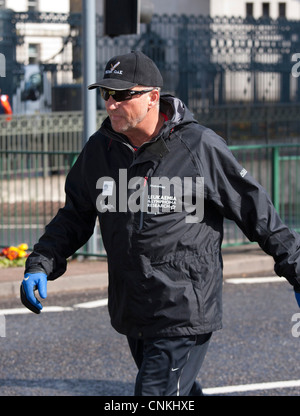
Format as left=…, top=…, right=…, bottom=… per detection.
left=0, top=299, right=109, bottom=315
left=203, top=379, right=300, bottom=395
left=0, top=306, right=74, bottom=315
left=1, top=299, right=299, bottom=395
left=73, top=299, right=108, bottom=309
left=226, top=276, right=284, bottom=285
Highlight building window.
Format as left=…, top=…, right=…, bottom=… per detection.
left=246, top=3, right=254, bottom=17
left=28, top=44, right=40, bottom=64
left=28, top=0, right=39, bottom=12
left=279, top=3, right=286, bottom=18
left=262, top=2, right=270, bottom=17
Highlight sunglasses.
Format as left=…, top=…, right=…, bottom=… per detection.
left=100, top=88, right=155, bottom=102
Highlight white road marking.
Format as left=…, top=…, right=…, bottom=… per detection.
left=0, top=276, right=287, bottom=316
left=1, top=293, right=298, bottom=395
left=0, top=276, right=286, bottom=316
left=73, top=299, right=108, bottom=309
left=203, top=379, right=300, bottom=395
left=42, top=306, right=74, bottom=313
left=226, top=276, right=284, bottom=284
left=0, top=306, right=74, bottom=315
left=0, top=308, right=33, bottom=316
left=0, top=299, right=108, bottom=315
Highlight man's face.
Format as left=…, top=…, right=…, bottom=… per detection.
left=104, top=87, right=154, bottom=134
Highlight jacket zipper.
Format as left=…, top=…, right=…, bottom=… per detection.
left=139, top=175, right=149, bottom=231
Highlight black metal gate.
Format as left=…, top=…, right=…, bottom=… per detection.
left=1, top=11, right=300, bottom=124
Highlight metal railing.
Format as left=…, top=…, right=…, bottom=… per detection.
left=0, top=148, right=106, bottom=257
left=1, top=104, right=300, bottom=152
left=0, top=111, right=107, bottom=153
left=224, top=143, right=300, bottom=246
left=1, top=143, right=299, bottom=255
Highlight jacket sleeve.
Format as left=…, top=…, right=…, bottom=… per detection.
left=25, top=146, right=97, bottom=281
left=199, top=128, right=300, bottom=288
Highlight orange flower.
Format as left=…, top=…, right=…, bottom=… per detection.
left=6, top=248, right=19, bottom=260
left=1, top=248, right=9, bottom=257
left=1, top=243, right=29, bottom=261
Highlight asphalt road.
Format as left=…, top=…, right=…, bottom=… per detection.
left=0, top=276, right=299, bottom=397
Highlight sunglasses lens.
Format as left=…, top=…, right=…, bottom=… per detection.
left=101, top=89, right=131, bottom=102
left=103, top=90, right=110, bottom=100
left=100, top=89, right=112, bottom=101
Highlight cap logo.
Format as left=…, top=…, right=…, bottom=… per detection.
left=105, top=61, right=123, bottom=75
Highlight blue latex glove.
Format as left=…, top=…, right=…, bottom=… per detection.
left=20, top=272, right=47, bottom=314
left=295, top=291, right=300, bottom=308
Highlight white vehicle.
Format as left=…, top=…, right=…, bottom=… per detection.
left=14, top=64, right=52, bottom=114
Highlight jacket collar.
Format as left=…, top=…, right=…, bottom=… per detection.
left=99, top=95, right=195, bottom=155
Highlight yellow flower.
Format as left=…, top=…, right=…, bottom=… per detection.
left=18, top=243, right=28, bottom=251
left=9, top=246, right=19, bottom=252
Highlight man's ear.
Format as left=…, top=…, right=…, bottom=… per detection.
left=148, top=89, right=160, bottom=108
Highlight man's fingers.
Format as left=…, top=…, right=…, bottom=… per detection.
left=24, top=281, right=43, bottom=309
left=37, top=278, right=47, bottom=299
left=20, top=284, right=41, bottom=314
left=21, top=272, right=48, bottom=313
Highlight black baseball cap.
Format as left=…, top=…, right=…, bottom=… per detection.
left=88, top=50, right=163, bottom=91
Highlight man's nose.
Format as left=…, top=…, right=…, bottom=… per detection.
left=105, top=95, right=119, bottom=109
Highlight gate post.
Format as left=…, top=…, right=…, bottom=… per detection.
left=82, top=0, right=97, bottom=146
left=272, top=146, right=280, bottom=212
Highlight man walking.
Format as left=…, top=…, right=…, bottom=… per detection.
left=21, top=51, right=300, bottom=396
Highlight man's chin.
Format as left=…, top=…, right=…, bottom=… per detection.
left=110, top=118, right=127, bottom=133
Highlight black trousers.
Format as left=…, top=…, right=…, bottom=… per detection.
left=127, top=332, right=212, bottom=396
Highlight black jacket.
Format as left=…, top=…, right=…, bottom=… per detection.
left=26, top=95, right=300, bottom=338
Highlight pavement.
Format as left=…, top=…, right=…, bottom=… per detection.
left=0, top=243, right=277, bottom=300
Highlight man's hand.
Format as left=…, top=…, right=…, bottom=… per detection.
left=20, top=272, right=47, bottom=314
